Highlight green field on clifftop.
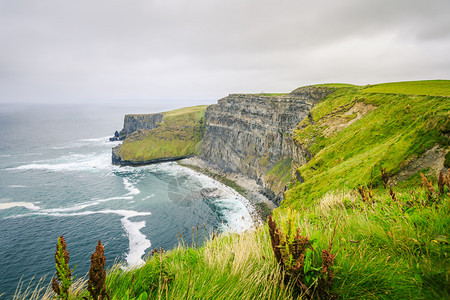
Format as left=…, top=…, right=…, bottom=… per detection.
left=117, top=105, right=207, bottom=162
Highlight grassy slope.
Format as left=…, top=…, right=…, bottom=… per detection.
left=284, top=80, right=450, bottom=208
left=118, top=105, right=207, bottom=162
left=363, top=80, right=450, bottom=97
left=264, top=157, right=293, bottom=197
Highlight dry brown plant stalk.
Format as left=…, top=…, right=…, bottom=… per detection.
left=437, top=170, right=445, bottom=195
left=151, top=247, right=166, bottom=256
left=267, top=215, right=283, bottom=266
left=267, top=215, right=336, bottom=299
left=420, top=172, right=436, bottom=201
left=357, top=186, right=369, bottom=203
left=389, top=186, right=397, bottom=201
left=88, top=240, right=107, bottom=300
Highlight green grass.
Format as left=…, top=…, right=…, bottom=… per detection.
left=312, top=83, right=359, bottom=89
left=285, top=81, right=450, bottom=207
left=264, top=158, right=293, bottom=196
left=362, top=80, right=450, bottom=97
left=118, top=105, right=207, bottom=162
left=254, top=93, right=289, bottom=97
left=278, top=183, right=449, bottom=299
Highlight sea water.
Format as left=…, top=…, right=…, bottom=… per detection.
left=0, top=103, right=255, bottom=298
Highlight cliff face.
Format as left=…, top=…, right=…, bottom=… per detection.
left=119, top=113, right=163, bottom=139
left=200, top=87, right=334, bottom=203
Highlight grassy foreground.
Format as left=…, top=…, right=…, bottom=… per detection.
left=117, top=105, right=207, bottom=162
left=15, top=182, right=449, bottom=299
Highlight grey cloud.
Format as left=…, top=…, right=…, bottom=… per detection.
left=0, top=0, right=449, bottom=104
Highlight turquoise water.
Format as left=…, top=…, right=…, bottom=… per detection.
left=0, top=104, right=255, bottom=298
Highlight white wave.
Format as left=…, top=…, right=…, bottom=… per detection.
left=169, top=163, right=257, bottom=232
left=120, top=216, right=151, bottom=266
left=142, top=194, right=155, bottom=201
left=41, top=202, right=100, bottom=213
left=8, top=185, right=27, bottom=188
left=15, top=196, right=132, bottom=215
left=93, top=196, right=134, bottom=203
left=6, top=152, right=114, bottom=172
left=213, top=197, right=254, bottom=232
left=79, top=136, right=112, bottom=143
left=98, top=209, right=152, bottom=266
left=5, top=208, right=152, bottom=267
left=123, top=178, right=140, bottom=196
left=0, top=202, right=40, bottom=211
left=51, top=136, right=115, bottom=150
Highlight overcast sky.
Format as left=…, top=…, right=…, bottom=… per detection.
left=1, top=0, right=449, bottom=105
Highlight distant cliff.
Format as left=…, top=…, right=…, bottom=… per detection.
left=112, top=106, right=207, bottom=166
left=199, top=87, right=334, bottom=204
left=118, top=113, right=163, bottom=140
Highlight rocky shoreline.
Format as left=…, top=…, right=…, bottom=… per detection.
left=110, top=149, right=276, bottom=220
left=177, top=157, right=276, bottom=220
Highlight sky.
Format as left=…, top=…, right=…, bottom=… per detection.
left=1, top=0, right=449, bottom=105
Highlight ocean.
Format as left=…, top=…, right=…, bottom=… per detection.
left=0, top=103, right=255, bottom=298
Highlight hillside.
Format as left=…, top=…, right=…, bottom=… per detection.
left=284, top=80, right=450, bottom=208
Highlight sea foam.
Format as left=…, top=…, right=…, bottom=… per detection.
left=123, top=178, right=140, bottom=196
left=0, top=174, right=150, bottom=268
left=5, top=208, right=152, bottom=267
left=0, top=202, right=40, bottom=211
left=6, top=152, right=114, bottom=172
left=166, top=162, right=257, bottom=232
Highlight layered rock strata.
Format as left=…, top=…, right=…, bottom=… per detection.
left=200, top=87, right=334, bottom=204
left=119, top=113, right=163, bottom=139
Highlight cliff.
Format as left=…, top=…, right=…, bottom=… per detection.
left=199, top=87, right=334, bottom=204
left=112, top=106, right=207, bottom=165
left=118, top=113, right=163, bottom=139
